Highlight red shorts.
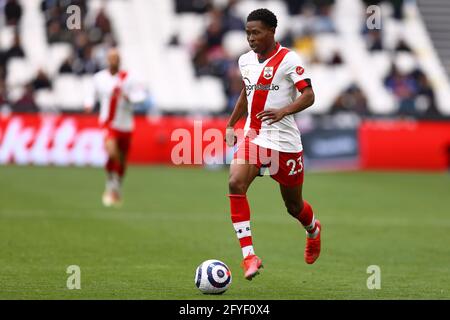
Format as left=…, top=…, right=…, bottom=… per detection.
left=233, top=137, right=304, bottom=187
left=104, top=127, right=133, bottom=155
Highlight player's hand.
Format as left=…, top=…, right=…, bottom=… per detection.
left=225, top=127, right=237, bottom=147
left=84, top=105, right=93, bottom=114
left=256, top=109, right=287, bottom=125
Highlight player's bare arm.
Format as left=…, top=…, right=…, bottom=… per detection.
left=256, top=86, right=315, bottom=125
left=225, top=88, right=248, bottom=146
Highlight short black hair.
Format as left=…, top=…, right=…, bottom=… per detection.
left=247, top=8, right=278, bottom=29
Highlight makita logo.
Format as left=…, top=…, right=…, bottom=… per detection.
left=0, top=116, right=106, bottom=166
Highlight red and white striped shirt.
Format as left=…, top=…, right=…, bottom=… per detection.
left=85, top=69, right=145, bottom=132
left=239, top=43, right=312, bottom=153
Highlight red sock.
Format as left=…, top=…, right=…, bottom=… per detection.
left=228, top=194, right=254, bottom=258
left=297, top=200, right=319, bottom=235
left=117, top=161, right=126, bottom=178
left=105, top=158, right=115, bottom=175
left=105, top=158, right=123, bottom=191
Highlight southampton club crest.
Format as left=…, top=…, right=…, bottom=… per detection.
left=263, top=66, right=274, bottom=79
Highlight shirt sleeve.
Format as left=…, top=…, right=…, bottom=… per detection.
left=238, top=55, right=244, bottom=78
left=122, top=74, right=147, bottom=104
left=285, top=51, right=312, bottom=92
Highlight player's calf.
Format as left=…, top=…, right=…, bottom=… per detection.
left=284, top=200, right=303, bottom=219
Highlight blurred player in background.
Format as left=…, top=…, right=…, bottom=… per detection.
left=226, top=9, right=321, bottom=280
left=84, top=48, right=145, bottom=207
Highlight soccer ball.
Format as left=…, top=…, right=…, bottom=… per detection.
left=194, top=259, right=232, bottom=294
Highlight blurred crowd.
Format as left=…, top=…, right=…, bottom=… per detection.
left=42, top=0, right=116, bottom=74
left=175, top=0, right=441, bottom=118
left=0, top=0, right=117, bottom=112
left=175, top=0, right=341, bottom=115
left=0, top=0, right=445, bottom=118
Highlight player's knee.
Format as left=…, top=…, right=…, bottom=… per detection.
left=106, top=146, right=120, bottom=161
left=228, top=176, right=247, bottom=194
left=109, top=152, right=120, bottom=163
left=105, top=143, right=114, bottom=156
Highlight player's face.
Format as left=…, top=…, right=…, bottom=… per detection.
left=246, top=21, right=275, bottom=54
left=108, top=51, right=120, bottom=71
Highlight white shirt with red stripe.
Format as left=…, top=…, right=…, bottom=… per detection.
left=239, top=43, right=311, bottom=153
left=85, top=69, right=145, bottom=132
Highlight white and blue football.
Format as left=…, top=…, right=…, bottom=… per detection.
left=194, top=259, right=232, bottom=294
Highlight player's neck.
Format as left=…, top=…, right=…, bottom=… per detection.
left=257, top=42, right=279, bottom=62
left=109, top=68, right=119, bottom=75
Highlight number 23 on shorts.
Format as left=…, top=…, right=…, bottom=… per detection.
left=286, top=156, right=303, bottom=176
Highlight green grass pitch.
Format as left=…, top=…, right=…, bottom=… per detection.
left=0, top=165, right=449, bottom=299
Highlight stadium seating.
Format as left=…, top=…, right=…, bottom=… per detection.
left=0, top=0, right=449, bottom=116
left=54, top=75, right=84, bottom=110
left=0, top=25, right=15, bottom=49
left=6, top=58, right=36, bottom=87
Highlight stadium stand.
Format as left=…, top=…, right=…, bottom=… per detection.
left=0, top=0, right=449, bottom=117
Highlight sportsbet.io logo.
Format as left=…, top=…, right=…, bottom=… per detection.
left=244, top=77, right=279, bottom=96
